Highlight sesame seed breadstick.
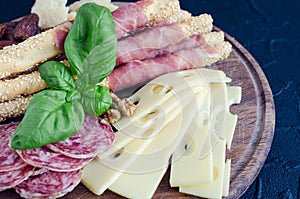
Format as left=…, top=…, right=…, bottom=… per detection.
left=145, top=0, right=191, bottom=24
left=179, top=14, right=213, bottom=36
left=203, top=31, right=232, bottom=61
left=0, top=22, right=71, bottom=79
left=0, top=71, right=47, bottom=103
left=203, top=31, right=225, bottom=47
left=0, top=95, right=32, bottom=122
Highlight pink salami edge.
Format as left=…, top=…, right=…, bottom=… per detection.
left=17, top=146, right=93, bottom=172
left=46, top=115, right=115, bottom=159
left=0, top=165, right=35, bottom=192
left=0, top=122, right=27, bottom=172
left=15, top=170, right=82, bottom=199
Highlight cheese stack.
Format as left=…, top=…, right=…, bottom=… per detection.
left=81, top=68, right=241, bottom=199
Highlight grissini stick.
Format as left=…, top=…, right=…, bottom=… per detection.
left=0, top=22, right=72, bottom=79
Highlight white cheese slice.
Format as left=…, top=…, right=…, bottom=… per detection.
left=222, top=159, right=231, bottom=197
left=98, top=86, right=200, bottom=159
left=82, top=135, right=154, bottom=195
left=209, top=84, right=241, bottom=149
left=82, top=94, right=192, bottom=196
left=108, top=85, right=208, bottom=199
left=170, top=90, right=213, bottom=185
left=113, top=69, right=207, bottom=130
left=179, top=134, right=226, bottom=199
left=83, top=71, right=204, bottom=195
left=99, top=69, right=210, bottom=159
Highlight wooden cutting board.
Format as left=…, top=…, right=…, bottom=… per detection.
left=0, top=26, right=275, bottom=199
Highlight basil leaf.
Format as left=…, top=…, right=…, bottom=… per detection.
left=39, top=61, right=75, bottom=91
left=79, top=85, right=112, bottom=117
left=64, top=3, right=117, bottom=84
left=10, top=90, right=84, bottom=150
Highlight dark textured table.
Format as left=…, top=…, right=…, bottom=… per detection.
left=0, top=0, right=299, bottom=198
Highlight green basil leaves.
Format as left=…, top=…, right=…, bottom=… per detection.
left=10, top=4, right=117, bottom=150
left=65, top=3, right=117, bottom=84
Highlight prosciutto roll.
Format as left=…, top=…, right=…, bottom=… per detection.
left=116, top=15, right=213, bottom=66
left=113, top=0, right=191, bottom=38
left=109, top=41, right=231, bottom=92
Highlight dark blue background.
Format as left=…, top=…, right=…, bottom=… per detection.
left=1, top=1, right=299, bottom=198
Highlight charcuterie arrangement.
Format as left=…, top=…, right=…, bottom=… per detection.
left=0, top=0, right=241, bottom=198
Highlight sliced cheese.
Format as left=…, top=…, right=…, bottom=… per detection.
left=222, top=159, right=231, bottom=197
left=114, top=69, right=208, bottom=130
left=98, top=87, right=199, bottom=159
left=170, top=90, right=213, bottom=185
left=209, top=83, right=241, bottom=149
left=82, top=135, right=154, bottom=195
left=99, top=69, right=209, bottom=159
left=108, top=89, right=208, bottom=199
left=179, top=134, right=226, bottom=199
left=83, top=68, right=240, bottom=197
left=108, top=86, right=209, bottom=199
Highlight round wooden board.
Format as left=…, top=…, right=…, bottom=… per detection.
left=0, top=27, right=275, bottom=199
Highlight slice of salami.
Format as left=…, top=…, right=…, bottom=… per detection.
left=0, top=165, right=34, bottom=192
left=31, top=168, right=48, bottom=176
left=17, top=146, right=93, bottom=172
left=46, top=115, right=115, bottom=159
left=15, top=170, right=82, bottom=199
left=0, top=122, right=27, bottom=172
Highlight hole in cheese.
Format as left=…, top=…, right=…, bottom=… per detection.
left=152, top=85, right=164, bottom=94
left=110, top=147, right=124, bottom=159
left=140, top=108, right=160, bottom=122
left=165, top=86, right=173, bottom=94
left=213, top=166, right=219, bottom=180
left=141, top=128, right=155, bottom=139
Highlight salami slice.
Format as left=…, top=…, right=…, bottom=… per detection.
left=15, top=170, right=82, bottom=199
left=31, top=168, right=48, bottom=176
left=17, top=146, right=93, bottom=172
left=0, top=122, right=27, bottom=172
left=0, top=165, right=34, bottom=192
left=46, top=115, right=115, bottom=159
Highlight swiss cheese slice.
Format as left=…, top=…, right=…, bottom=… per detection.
left=179, top=133, right=226, bottom=199
left=108, top=91, right=207, bottom=199
left=170, top=90, right=213, bottom=185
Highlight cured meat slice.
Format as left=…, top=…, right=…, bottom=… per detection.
left=116, top=24, right=185, bottom=65
left=112, top=0, right=191, bottom=39
left=46, top=115, right=115, bottom=159
left=117, top=33, right=207, bottom=66
left=0, top=165, right=34, bottom=192
left=17, top=146, right=93, bottom=172
left=113, top=2, right=148, bottom=39
left=116, top=13, right=213, bottom=65
left=0, top=122, right=27, bottom=172
left=108, top=43, right=225, bottom=92
left=15, top=170, right=82, bottom=199
left=31, top=168, right=48, bottom=176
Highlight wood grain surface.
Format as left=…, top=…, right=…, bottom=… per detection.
left=0, top=26, right=276, bottom=199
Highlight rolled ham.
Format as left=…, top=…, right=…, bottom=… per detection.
left=117, top=26, right=212, bottom=66
left=113, top=0, right=192, bottom=39
left=109, top=43, right=222, bottom=92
